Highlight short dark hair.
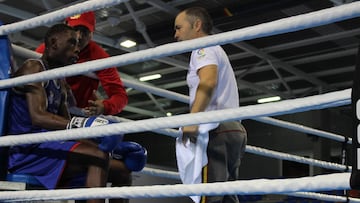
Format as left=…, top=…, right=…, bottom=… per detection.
left=183, top=7, right=213, bottom=34
left=44, top=24, right=75, bottom=47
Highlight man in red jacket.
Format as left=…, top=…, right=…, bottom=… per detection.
left=36, top=11, right=128, bottom=116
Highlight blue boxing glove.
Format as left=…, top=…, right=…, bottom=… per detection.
left=111, top=141, right=147, bottom=172
left=67, top=116, right=123, bottom=152
left=94, top=134, right=123, bottom=153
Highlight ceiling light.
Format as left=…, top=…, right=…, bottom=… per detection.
left=139, top=74, right=162, bottom=82
left=257, top=96, right=281, bottom=104
left=120, top=39, right=137, bottom=48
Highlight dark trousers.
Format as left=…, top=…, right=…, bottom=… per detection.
left=200, top=121, right=247, bottom=203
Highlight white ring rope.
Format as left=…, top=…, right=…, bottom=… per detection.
left=111, top=83, right=351, bottom=144
left=139, top=168, right=358, bottom=203
left=141, top=143, right=349, bottom=177
left=0, top=89, right=350, bottom=147
left=112, top=116, right=350, bottom=172
left=11, top=43, right=190, bottom=103
left=142, top=147, right=349, bottom=177
left=139, top=169, right=356, bottom=203
left=10, top=46, right=352, bottom=146
left=0, top=173, right=351, bottom=202
left=286, top=192, right=360, bottom=203
left=140, top=167, right=180, bottom=180
left=246, top=145, right=349, bottom=171
left=253, top=117, right=351, bottom=144
left=11, top=44, right=41, bottom=60
left=0, top=0, right=128, bottom=36
left=0, top=90, right=351, bottom=177
left=138, top=170, right=358, bottom=203
left=2, top=2, right=360, bottom=88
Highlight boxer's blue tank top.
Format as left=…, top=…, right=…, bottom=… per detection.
left=8, top=59, right=63, bottom=134
left=6, top=59, right=81, bottom=189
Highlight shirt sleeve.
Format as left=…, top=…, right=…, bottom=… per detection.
left=192, top=47, right=219, bottom=71
left=96, top=67, right=128, bottom=115
left=91, top=44, right=128, bottom=115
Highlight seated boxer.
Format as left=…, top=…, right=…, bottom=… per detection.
left=6, top=24, right=147, bottom=203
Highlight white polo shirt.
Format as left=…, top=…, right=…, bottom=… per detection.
left=187, top=45, right=239, bottom=112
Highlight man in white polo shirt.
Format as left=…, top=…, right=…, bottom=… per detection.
left=174, top=6, right=248, bottom=203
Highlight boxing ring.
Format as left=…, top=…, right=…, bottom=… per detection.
left=0, top=0, right=359, bottom=202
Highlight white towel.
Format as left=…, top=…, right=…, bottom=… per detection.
left=176, top=123, right=219, bottom=203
